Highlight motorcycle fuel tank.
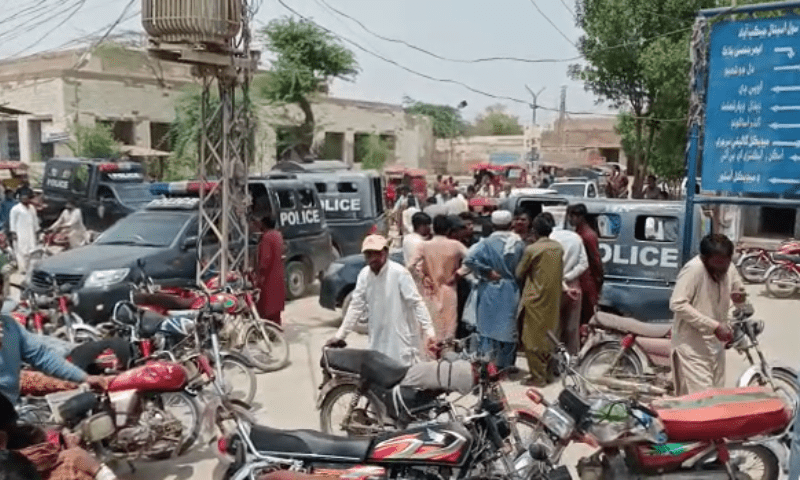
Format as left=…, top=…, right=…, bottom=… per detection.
left=367, top=422, right=472, bottom=467
left=108, top=361, right=188, bottom=393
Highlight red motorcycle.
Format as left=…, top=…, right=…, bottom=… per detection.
left=130, top=265, right=289, bottom=372
left=11, top=280, right=102, bottom=344
left=765, top=253, right=800, bottom=298
left=522, top=332, right=788, bottom=480
left=737, top=239, right=800, bottom=284
left=48, top=361, right=201, bottom=462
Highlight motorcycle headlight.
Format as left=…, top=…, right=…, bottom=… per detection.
left=84, top=268, right=130, bottom=288
left=541, top=406, right=575, bottom=441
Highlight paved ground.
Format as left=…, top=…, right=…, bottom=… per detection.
left=105, top=282, right=800, bottom=480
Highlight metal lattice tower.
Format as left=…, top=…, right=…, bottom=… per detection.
left=143, top=0, right=259, bottom=287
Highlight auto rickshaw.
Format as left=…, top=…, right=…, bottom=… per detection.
left=470, top=163, right=528, bottom=193
left=384, top=166, right=428, bottom=203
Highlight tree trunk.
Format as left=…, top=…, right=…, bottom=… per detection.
left=294, top=96, right=315, bottom=159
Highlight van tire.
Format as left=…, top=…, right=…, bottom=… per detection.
left=285, top=261, right=307, bottom=300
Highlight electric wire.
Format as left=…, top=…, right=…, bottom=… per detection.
left=527, top=0, right=578, bottom=48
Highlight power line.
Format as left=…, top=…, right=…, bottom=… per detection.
left=273, top=0, right=686, bottom=123
left=70, top=0, right=136, bottom=70
left=557, top=0, right=574, bottom=18
left=314, top=0, right=581, bottom=65
left=527, top=0, right=578, bottom=48
left=6, top=0, right=87, bottom=59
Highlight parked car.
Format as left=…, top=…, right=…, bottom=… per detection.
left=40, top=158, right=156, bottom=230
left=32, top=178, right=335, bottom=323
left=548, top=179, right=600, bottom=198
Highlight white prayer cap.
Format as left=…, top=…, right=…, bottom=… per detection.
left=491, top=210, right=513, bottom=226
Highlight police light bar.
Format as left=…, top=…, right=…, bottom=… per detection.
left=149, top=181, right=219, bottom=196
left=98, top=162, right=137, bottom=173
left=146, top=197, right=201, bottom=210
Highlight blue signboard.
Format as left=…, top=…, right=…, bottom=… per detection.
left=703, top=17, right=800, bottom=194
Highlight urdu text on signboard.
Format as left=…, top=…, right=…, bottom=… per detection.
left=703, top=16, right=800, bottom=195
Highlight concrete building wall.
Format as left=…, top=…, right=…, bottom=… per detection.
left=432, top=126, right=542, bottom=175
left=253, top=97, right=434, bottom=173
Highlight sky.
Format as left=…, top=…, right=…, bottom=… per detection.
left=0, top=0, right=619, bottom=126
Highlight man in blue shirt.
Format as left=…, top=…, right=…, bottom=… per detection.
left=0, top=190, right=15, bottom=232
left=0, top=275, right=107, bottom=403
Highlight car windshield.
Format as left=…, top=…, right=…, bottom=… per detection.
left=113, top=183, right=157, bottom=204
left=550, top=184, right=586, bottom=197
left=95, top=212, right=190, bottom=247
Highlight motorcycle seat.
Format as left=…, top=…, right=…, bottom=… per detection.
left=139, top=310, right=167, bottom=338
left=653, top=387, right=791, bottom=442
left=772, top=253, right=800, bottom=263
left=248, top=425, right=371, bottom=462
left=592, top=312, right=671, bottom=338
left=133, top=291, right=196, bottom=311
left=324, top=349, right=409, bottom=389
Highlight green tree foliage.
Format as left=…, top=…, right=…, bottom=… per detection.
left=258, top=17, right=358, bottom=158
left=67, top=123, right=121, bottom=159
left=571, top=0, right=718, bottom=193
left=403, top=97, right=468, bottom=138
left=357, top=134, right=393, bottom=171
left=165, top=87, right=211, bottom=180
left=469, top=104, right=523, bottom=136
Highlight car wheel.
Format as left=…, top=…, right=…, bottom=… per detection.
left=285, top=261, right=307, bottom=300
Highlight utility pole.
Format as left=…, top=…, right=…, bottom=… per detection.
left=525, top=85, right=545, bottom=125
left=143, top=0, right=258, bottom=287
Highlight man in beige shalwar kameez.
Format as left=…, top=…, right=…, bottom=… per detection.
left=409, top=215, right=467, bottom=341
left=670, top=234, right=746, bottom=396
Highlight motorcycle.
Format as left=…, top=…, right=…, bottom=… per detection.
left=764, top=254, right=800, bottom=298
left=213, top=358, right=542, bottom=480
left=10, top=279, right=102, bottom=344
left=524, top=331, right=789, bottom=480
left=130, top=262, right=289, bottom=372
left=736, top=239, right=800, bottom=284
left=46, top=361, right=202, bottom=462
left=110, top=294, right=258, bottom=406
left=576, top=309, right=800, bottom=409
left=317, top=337, right=483, bottom=436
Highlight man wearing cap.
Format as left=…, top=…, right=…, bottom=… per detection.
left=462, top=210, right=525, bottom=369
left=408, top=216, right=468, bottom=342
left=328, top=234, right=435, bottom=366
left=8, top=192, right=38, bottom=274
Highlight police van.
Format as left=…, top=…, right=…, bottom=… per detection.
left=248, top=175, right=336, bottom=298
left=271, top=160, right=385, bottom=257
left=40, top=158, right=156, bottom=230
left=570, top=199, right=703, bottom=322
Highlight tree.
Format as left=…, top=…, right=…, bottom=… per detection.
left=571, top=0, right=716, bottom=194
left=258, top=17, right=358, bottom=158
left=67, top=123, right=121, bottom=159
left=403, top=97, right=468, bottom=138
left=469, top=104, right=523, bottom=136
left=356, top=134, right=393, bottom=171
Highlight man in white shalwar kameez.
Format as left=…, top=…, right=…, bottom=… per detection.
left=329, top=234, right=435, bottom=366
left=9, top=193, right=39, bottom=274
left=48, top=200, right=87, bottom=249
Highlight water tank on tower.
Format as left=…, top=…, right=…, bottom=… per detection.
left=142, top=0, right=242, bottom=48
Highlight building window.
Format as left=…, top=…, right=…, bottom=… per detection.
left=760, top=207, right=795, bottom=237
left=98, top=120, right=135, bottom=145
left=6, top=123, right=19, bottom=160
left=150, top=122, right=172, bottom=152
left=320, top=132, right=344, bottom=160
left=276, top=190, right=295, bottom=209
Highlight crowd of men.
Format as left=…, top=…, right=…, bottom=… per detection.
left=332, top=202, right=604, bottom=387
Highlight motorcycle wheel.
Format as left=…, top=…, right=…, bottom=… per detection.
left=765, top=267, right=799, bottom=298
left=149, top=391, right=201, bottom=459
left=746, top=368, right=800, bottom=413
left=319, top=383, right=388, bottom=437
left=724, top=445, right=779, bottom=480
left=738, top=255, right=771, bottom=283
left=218, top=356, right=257, bottom=405
left=242, top=321, right=290, bottom=373
left=578, top=343, right=644, bottom=388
